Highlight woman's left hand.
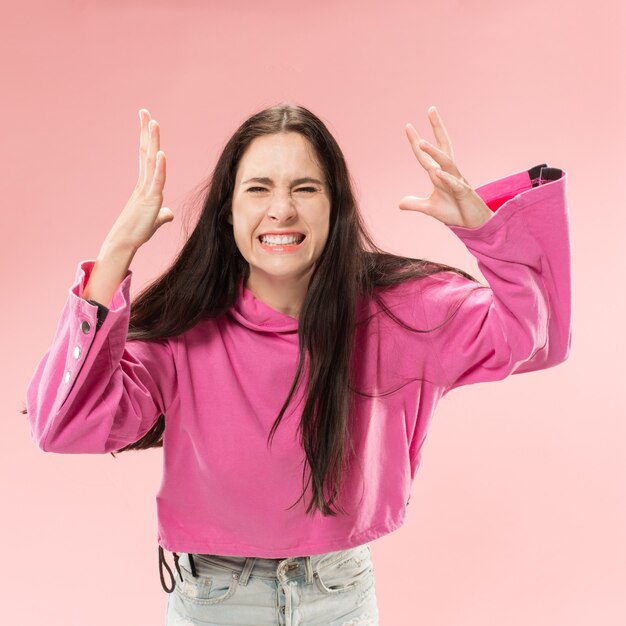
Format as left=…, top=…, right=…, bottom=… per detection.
left=399, top=106, right=494, bottom=228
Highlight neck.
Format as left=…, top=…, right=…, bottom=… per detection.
left=244, top=271, right=312, bottom=320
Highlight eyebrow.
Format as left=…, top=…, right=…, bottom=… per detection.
left=240, top=177, right=324, bottom=186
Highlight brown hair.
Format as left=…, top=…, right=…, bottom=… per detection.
left=22, top=103, right=479, bottom=517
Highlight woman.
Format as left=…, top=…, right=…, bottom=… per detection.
left=24, top=103, right=571, bottom=625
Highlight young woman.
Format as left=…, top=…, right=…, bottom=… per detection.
left=24, top=103, right=571, bottom=625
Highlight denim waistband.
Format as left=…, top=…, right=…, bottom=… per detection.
left=158, top=543, right=370, bottom=594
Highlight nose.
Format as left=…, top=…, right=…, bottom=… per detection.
left=267, top=190, right=297, bottom=223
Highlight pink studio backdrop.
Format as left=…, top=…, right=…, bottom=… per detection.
left=3, top=1, right=625, bottom=624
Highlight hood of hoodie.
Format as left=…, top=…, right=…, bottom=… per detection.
left=227, top=277, right=378, bottom=335
left=227, top=278, right=300, bottom=334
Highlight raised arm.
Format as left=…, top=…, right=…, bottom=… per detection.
left=416, top=164, right=571, bottom=395
left=399, top=107, right=571, bottom=394
left=25, top=108, right=178, bottom=452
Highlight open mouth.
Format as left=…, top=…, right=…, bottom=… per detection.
left=257, top=234, right=306, bottom=251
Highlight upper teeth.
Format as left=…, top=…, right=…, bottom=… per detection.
left=260, top=234, right=304, bottom=244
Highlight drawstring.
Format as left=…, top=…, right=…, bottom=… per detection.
left=173, top=552, right=183, bottom=581
left=159, top=545, right=175, bottom=593
left=158, top=545, right=198, bottom=593
left=188, top=553, right=198, bottom=577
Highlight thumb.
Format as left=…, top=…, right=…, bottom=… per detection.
left=155, top=207, right=174, bottom=228
left=398, top=195, right=432, bottom=215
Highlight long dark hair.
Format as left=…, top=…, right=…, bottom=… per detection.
left=23, top=103, right=480, bottom=517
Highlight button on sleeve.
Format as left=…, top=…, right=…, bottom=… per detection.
left=25, top=260, right=178, bottom=454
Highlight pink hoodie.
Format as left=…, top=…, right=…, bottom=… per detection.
left=25, top=164, right=571, bottom=558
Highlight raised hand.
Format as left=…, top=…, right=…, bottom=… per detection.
left=104, top=109, right=174, bottom=253
left=399, top=106, right=493, bottom=229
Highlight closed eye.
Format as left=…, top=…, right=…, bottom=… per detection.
left=247, top=187, right=318, bottom=193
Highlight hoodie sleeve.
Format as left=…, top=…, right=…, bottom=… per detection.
left=25, top=260, right=178, bottom=453
left=417, top=164, right=572, bottom=396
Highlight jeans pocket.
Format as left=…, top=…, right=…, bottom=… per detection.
left=313, top=546, right=374, bottom=595
left=175, top=557, right=240, bottom=606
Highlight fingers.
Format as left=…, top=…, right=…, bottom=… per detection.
left=405, top=124, right=440, bottom=171
left=427, top=106, right=454, bottom=161
left=409, top=106, right=454, bottom=162
left=138, top=109, right=150, bottom=184
left=416, top=138, right=450, bottom=171
left=148, top=149, right=166, bottom=197
left=434, top=168, right=466, bottom=194
left=137, top=109, right=167, bottom=224
left=145, top=120, right=160, bottom=189
left=405, top=106, right=455, bottom=179
left=406, top=124, right=455, bottom=194
left=138, top=109, right=161, bottom=192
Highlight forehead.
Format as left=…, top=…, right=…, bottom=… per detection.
left=236, top=132, right=323, bottom=179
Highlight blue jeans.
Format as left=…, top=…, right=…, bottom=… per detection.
left=162, top=544, right=379, bottom=625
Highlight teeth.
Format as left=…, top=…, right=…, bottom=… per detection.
left=260, top=234, right=304, bottom=245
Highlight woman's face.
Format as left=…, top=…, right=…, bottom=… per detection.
left=230, top=132, right=331, bottom=295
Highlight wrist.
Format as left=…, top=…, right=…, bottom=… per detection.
left=98, top=239, right=137, bottom=262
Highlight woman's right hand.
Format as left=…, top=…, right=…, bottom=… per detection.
left=104, top=109, right=174, bottom=253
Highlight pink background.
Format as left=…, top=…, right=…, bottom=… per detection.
left=3, top=0, right=625, bottom=624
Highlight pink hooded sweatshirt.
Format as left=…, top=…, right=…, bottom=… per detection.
left=25, top=163, right=571, bottom=561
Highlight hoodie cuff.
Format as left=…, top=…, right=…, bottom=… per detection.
left=85, top=299, right=110, bottom=330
